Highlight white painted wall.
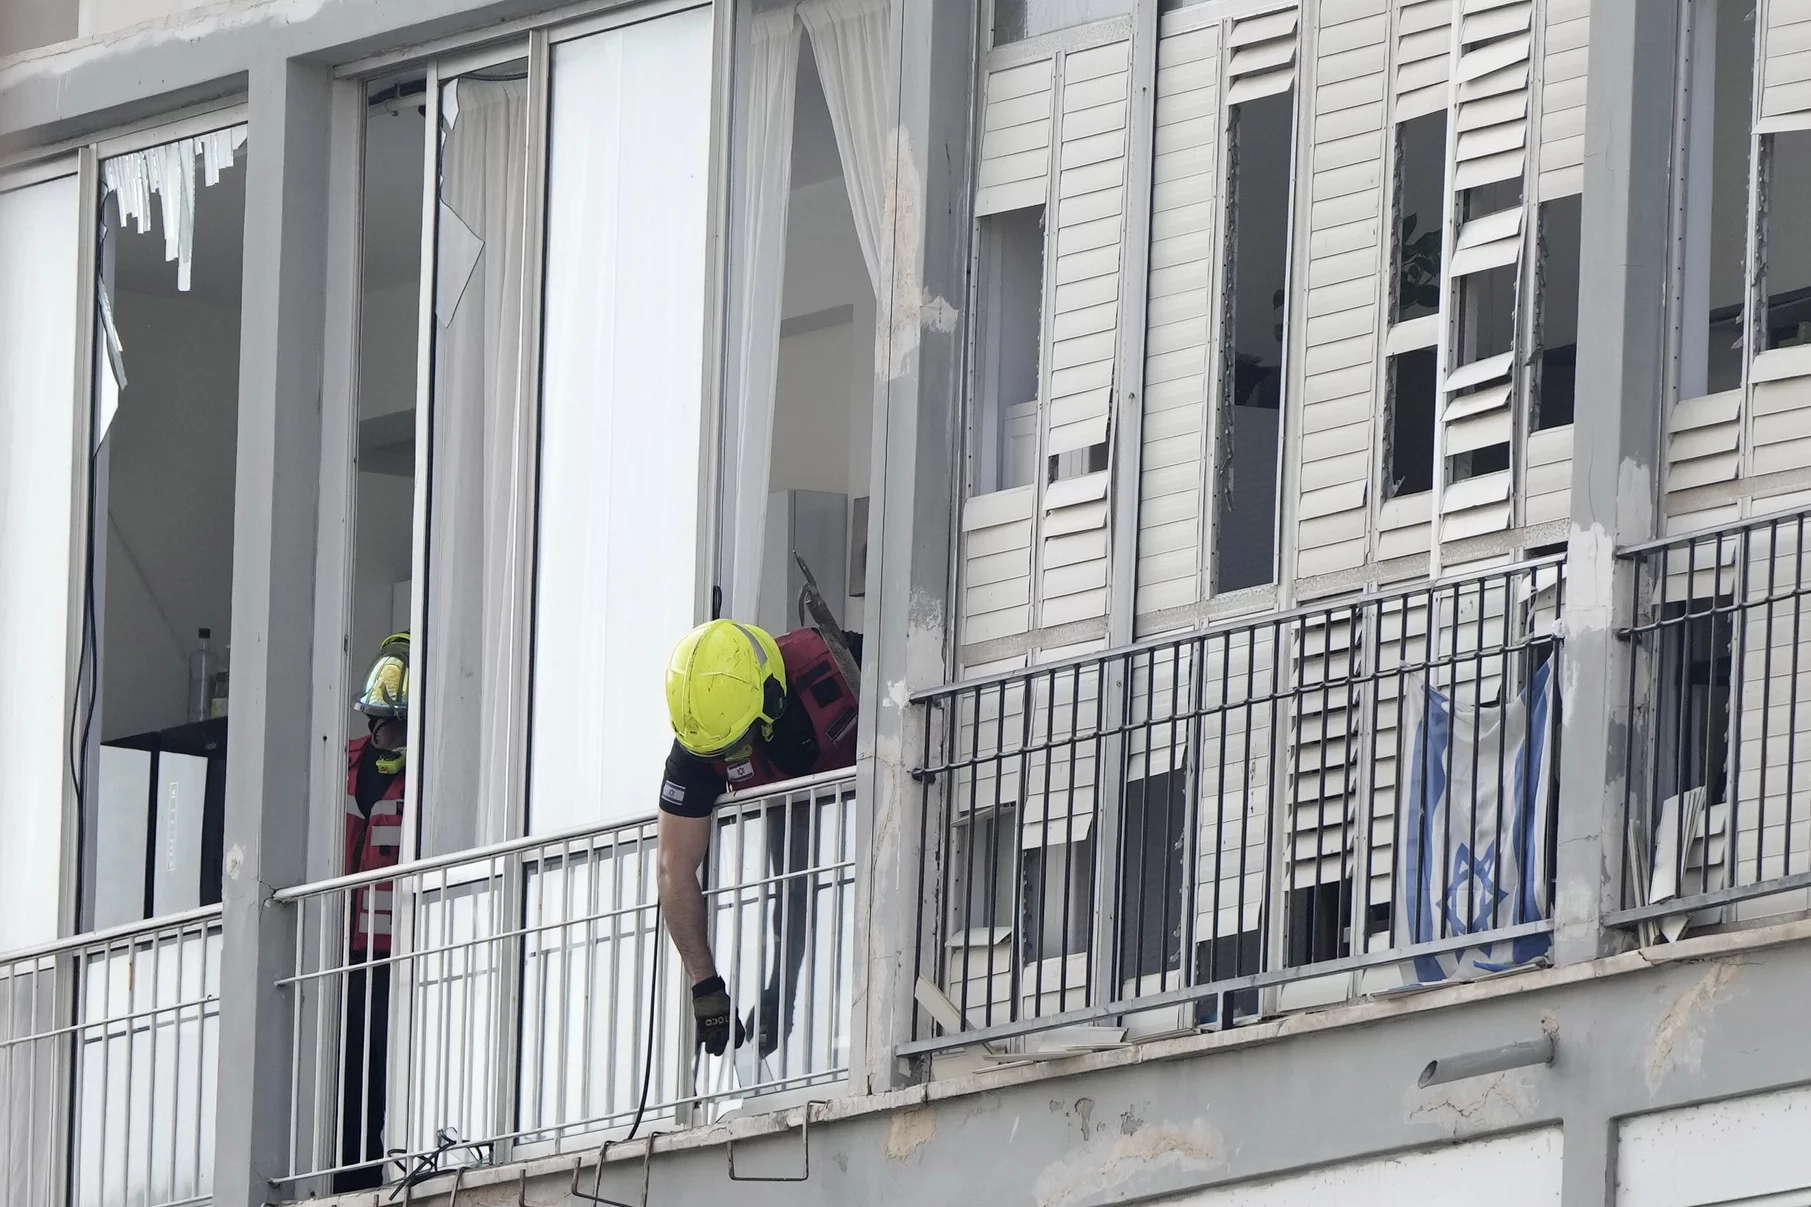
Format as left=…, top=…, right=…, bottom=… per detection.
left=1156, top=1129, right=1561, bottom=1206
left=1619, top=1085, right=1811, bottom=1207
left=78, top=0, right=209, bottom=36
left=770, top=174, right=876, bottom=632
left=100, top=288, right=240, bottom=740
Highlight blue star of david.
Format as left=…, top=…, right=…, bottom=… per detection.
left=1441, top=842, right=1508, bottom=935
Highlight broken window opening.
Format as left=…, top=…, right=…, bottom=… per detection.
left=975, top=205, right=1046, bottom=496
left=1115, top=771, right=1189, bottom=985
left=1285, top=880, right=1352, bottom=968
left=1393, top=112, right=1447, bottom=324
left=1020, top=836, right=1097, bottom=964
left=1533, top=195, right=1581, bottom=430
left=1049, top=441, right=1109, bottom=482
left=1385, top=348, right=1438, bottom=497
left=1461, top=175, right=1523, bottom=222
left=1449, top=441, right=1511, bottom=483
left=1761, top=129, right=1811, bottom=351
left=1215, top=89, right=1294, bottom=594
left=1191, top=930, right=1261, bottom=1026
left=84, top=129, right=248, bottom=933
left=1679, top=0, right=1756, bottom=396
left=993, top=0, right=1134, bottom=45
left=1457, top=262, right=1518, bottom=367
left=950, top=803, right=1021, bottom=939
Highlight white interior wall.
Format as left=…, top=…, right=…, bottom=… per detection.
left=101, top=288, right=241, bottom=739
left=1708, top=0, right=1754, bottom=315
left=1769, top=129, right=1811, bottom=315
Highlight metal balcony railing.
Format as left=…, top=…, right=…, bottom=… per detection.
left=905, top=558, right=1565, bottom=1056
left=272, top=771, right=856, bottom=1192
left=0, top=907, right=223, bottom=1207
left=1613, top=508, right=1811, bottom=939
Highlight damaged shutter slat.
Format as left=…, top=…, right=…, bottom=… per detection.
left=1226, top=7, right=1299, bottom=104
left=1763, top=0, right=1811, bottom=124
left=1137, top=17, right=1221, bottom=632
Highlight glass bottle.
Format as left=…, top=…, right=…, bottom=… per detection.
left=187, top=628, right=216, bottom=724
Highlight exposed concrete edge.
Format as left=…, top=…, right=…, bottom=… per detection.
left=310, top=916, right=1811, bottom=1207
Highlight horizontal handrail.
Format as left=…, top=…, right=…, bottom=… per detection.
left=1616, top=502, right=1811, bottom=558
left=0, top=903, right=222, bottom=967
left=913, top=552, right=1566, bottom=702
left=273, top=766, right=859, bottom=900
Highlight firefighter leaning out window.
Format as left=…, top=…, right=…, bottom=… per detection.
left=657, top=616, right=861, bottom=1058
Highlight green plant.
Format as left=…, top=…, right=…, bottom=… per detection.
left=1398, top=212, right=1442, bottom=313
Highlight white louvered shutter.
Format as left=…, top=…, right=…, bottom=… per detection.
left=1286, top=610, right=1363, bottom=893
left=1040, top=36, right=1133, bottom=632
left=1537, top=0, right=1590, bottom=198
left=1297, top=1, right=1390, bottom=582
left=1137, top=11, right=1221, bottom=634
left=1760, top=0, right=1811, bottom=129
left=1453, top=0, right=1533, bottom=193
left=1195, top=628, right=1278, bottom=946
left=1395, top=0, right=1455, bottom=121
left=976, top=58, right=1054, bottom=217
left=1227, top=7, right=1300, bottom=103
left=960, top=486, right=1036, bottom=648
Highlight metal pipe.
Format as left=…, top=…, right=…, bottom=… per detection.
left=1417, top=1036, right=1555, bottom=1088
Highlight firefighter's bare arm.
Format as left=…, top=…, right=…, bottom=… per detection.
left=657, top=809, right=715, bottom=983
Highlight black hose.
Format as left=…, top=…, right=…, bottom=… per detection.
left=624, top=904, right=661, bottom=1142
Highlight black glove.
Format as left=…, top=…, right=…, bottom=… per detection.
left=691, top=976, right=745, bottom=1056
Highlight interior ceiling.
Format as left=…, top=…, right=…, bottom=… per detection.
left=112, top=152, right=246, bottom=310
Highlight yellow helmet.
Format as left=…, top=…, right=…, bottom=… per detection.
left=666, top=620, right=787, bottom=757
left=354, top=633, right=411, bottom=718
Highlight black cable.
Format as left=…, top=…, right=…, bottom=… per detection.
left=624, top=904, right=661, bottom=1142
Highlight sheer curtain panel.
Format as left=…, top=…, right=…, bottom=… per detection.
left=527, top=7, right=715, bottom=835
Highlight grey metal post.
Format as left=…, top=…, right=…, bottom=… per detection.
left=1553, top=0, right=1677, bottom=967
left=213, top=55, right=331, bottom=1207
left=848, top=0, right=977, bottom=1096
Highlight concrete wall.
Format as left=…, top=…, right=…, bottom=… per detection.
left=361, top=926, right=1811, bottom=1207
left=0, top=0, right=78, bottom=58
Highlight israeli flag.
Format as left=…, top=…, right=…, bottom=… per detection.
left=1395, top=659, right=1556, bottom=984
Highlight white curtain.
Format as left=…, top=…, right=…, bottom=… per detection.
left=725, top=9, right=803, bottom=621
left=0, top=174, right=80, bottom=955
left=419, top=79, right=532, bottom=856
left=0, top=172, right=81, bottom=1207
left=527, top=7, right=714, bottom=836
left=800, top=0, right=897, bottom=290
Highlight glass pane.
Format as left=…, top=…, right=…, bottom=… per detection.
left=528, top=7, right=715, bottom=836
left=975, top=206, right=1045, bottom=495
left=0, top=173, right=82, bottom=953
left=418, top=60, right=531, bottom=857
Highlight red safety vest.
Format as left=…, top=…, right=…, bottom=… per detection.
left=345, top=737, right=405, bottom=956
left=713, top=628, right=858, bottom=792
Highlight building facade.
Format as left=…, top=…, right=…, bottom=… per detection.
left=5, top=0, right=1811, bottom=1204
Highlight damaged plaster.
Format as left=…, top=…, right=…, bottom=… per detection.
left=1029, top=1115, right=1226, bottom=1207
left=1404, top=1070, right=1538, bottom=1139
left=883, top=1105, right=937, bottom=1161
left=1646, top=959, right=1743, bottom=1093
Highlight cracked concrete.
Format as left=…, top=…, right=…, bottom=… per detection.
left=1646, top=958, right=1744, bottom=1094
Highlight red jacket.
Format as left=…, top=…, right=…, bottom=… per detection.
left=345, top=737, right=404, bottom=956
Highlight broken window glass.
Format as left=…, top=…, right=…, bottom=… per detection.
left=1680, top=0, right=1756, bottom=395
left=1763, top=129, right=1811, bottom=351
left=1535, top=195, right=1581, bottom=430
left=1386, top=348, right=1438, bottom=496
left=1216, top=89, right=1293, bottom=593
left=975, top=205, right=1045, bottom=495
left=1394, top=112, right=1447, bottom=324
